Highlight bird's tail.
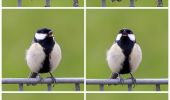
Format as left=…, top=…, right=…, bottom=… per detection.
left=110, top=73, right=119, bottom=79
left=29, top=72, right=38, bottom=78
left=108, top=73, right=119, bottom=86
left=27, top=72, right=39, bottom=86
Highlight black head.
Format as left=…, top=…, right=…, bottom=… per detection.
left=119, top=28, right=133, bottom=36
left=35, top=28, right=53, bottom=40
left=116, top=28, right=135, bottom=42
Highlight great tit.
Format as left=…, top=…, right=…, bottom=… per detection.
left=107, top=28, right=142, bottom=84
left=26, top=28, right=62, bottom=84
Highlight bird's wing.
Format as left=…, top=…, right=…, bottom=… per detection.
left=26, top=43, right=45, bottom=73
left=129, top=43, right=142, bottom=73
left=106, top=43, right=125, bottom=73
left=49, top=42, right=62, bottom=72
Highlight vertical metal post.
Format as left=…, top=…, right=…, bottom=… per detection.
left=18, top=84, right=23, bottom=91
left=45, top=0, right=50, bottom=7
left=18, top=0, right=22, bottom=7
left=73, top=0, right=79, bottom=7
left=157, top=0, right=163, bottom=7
left=130, top=0, right=135, bottom=7
left=156, top=84, right=161, bottom=91
left=128, top=84, right=132, bottom=91
left=99, top=84, right=104, bottom=91
left=47, top=84, right=52, bottom=91
left=101, top=0, right=106, bottom=7
left=75, top=83, right=80, bottom=91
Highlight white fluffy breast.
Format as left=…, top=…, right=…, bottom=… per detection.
left=106, top=43, right=125, bottom=73
left=35, top=33, right=47, bottom=40
left=129, top=43, right=142, bottom=73
left=26, top=43, right=45, bottom=73
left=49, top=42, right=62, bottom=72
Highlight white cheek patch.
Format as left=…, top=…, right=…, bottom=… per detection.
left=128, top=34, right=135, bottom=41
left=35, top=33, right=47, bottom=40
left=116, top=34, right=122, bottom=41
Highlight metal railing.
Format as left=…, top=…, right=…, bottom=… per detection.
left=101, top=0, right=163, bottom=7
left=2, top=78, right=168, bottom=91
left=17, top=0, right=79, bottom=7
left=2, top=78, right=84, bottom=91
left=86, top=78, right=168, bottom=91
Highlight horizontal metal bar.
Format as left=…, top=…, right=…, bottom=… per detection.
left=2, top=78, right=84, bottom=84
left=86, top=79, right=168, bottom=85
left=2, top=78, right=168, bottom=85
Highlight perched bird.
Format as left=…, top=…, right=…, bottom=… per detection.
left=106, top=28, right=142, bottom=85
left=26, top=28, right=62, bottom=84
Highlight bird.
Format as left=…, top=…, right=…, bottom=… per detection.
left=106, top=28, right=142, bottom=85
left=26, top=28, right=62, bottom=85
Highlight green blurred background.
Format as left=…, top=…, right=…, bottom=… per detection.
left=3, top=93, right=83, bottom=100
left=2, top=0, right=84, bottom=7
left=87, top=9, right=168, bottom=91
left=87, top=93, right=167, bottom=100
left=2, top=9, right=84, bottom=91
left=87, top=0, right=168, bottom=7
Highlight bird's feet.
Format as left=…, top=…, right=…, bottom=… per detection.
left=129, top=73, right=136, bottom=88
left=118, top=77, right=124, bottom=86
left=48, top=72, right=57, bottom=87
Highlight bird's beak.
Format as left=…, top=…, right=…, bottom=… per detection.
left=122, top=32, right=128, bottom=36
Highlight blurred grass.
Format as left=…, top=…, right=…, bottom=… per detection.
left=3, top=93, right=84, bottom=100
left=87, top=0, right=168, bottom=7
left=2, top=9, right=84, bottom=91
left=87, top=93, right=168, bottom=100
left=2, top=0, right=84, bottom=7
left=86, top=9, right=168, bottom=91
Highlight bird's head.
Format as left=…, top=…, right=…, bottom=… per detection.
left=35, top=28, right=54, bottom=41
left=116, top=28, right=136, bottom=42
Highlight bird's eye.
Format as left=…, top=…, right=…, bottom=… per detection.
left=126, top=30, right=132, bottom=34
left=119, top=30, right=124, bottom=33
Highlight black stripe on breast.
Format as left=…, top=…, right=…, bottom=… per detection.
left=34, top=37, right=55, bottom=73
left=117, top=36, right=135, bottom=74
